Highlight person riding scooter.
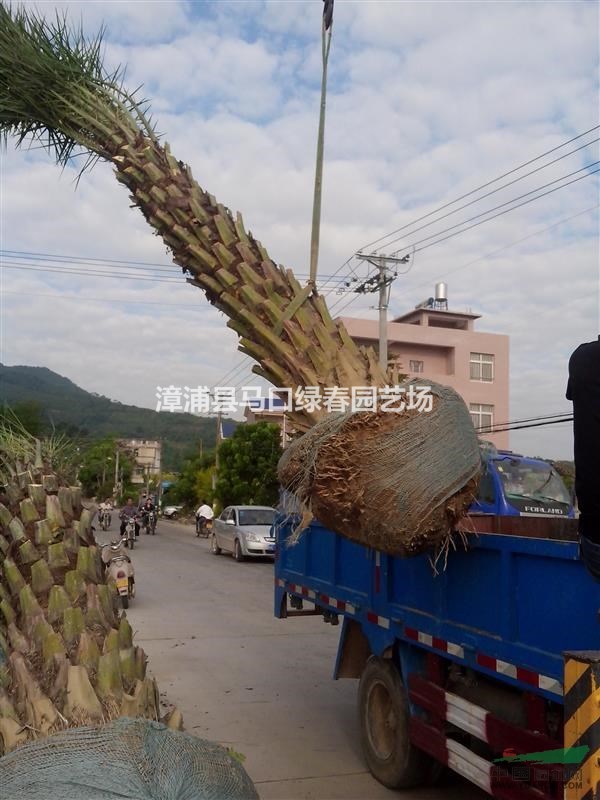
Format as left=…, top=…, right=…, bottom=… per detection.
left=139, top=497, right=156, bottom=534
left=119, top=497, right=140, bottom=538
left=195, top=500, right=214, bottom=537
left=101, top=538, right=135, bottom=608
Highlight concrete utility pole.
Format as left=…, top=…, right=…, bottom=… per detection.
left=308, top=0, right=334, bottom=286
left=113, top=446, right=121, bottom=501
left=355, top=252, right=411, bottom=371
left=212, top=409, right=222, bottom=493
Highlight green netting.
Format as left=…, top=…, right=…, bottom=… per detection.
left=0, top=717, right=259, bottom=800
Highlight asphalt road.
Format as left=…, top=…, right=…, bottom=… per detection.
left=97, top=517, right=486, bottom=800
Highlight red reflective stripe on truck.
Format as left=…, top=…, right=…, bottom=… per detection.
left=516, top=667, right=540, bottom=687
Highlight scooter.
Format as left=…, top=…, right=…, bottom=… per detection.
left=195, top=516, right=213, bottom=538
left=101, top=539, right=135, bottom=609
left=99, top=508, right=112, bottom=531
left=123, top=516, right=138, bottom=550
left=144, top=510, right=157, bottom=535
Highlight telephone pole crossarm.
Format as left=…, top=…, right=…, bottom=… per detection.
left=353, top=252, right=410, bottom=372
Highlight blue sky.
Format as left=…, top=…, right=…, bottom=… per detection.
left=0, top=0, right=598, bottom=459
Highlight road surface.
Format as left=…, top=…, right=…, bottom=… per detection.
left=98, top=517, right=486, bottom=800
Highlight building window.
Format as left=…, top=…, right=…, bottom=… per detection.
left=470, top=403, right=494, bottom=431
left=409, top=360, right=424, bottom=373
left=470, top=352, right=494, bottom=382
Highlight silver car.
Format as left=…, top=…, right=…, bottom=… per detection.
left=211, top=505, right=276, bottom=561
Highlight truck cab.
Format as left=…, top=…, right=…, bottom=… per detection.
left=470, top=446, right=574, bottom=518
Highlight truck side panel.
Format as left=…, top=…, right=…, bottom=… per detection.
left=275, top=519, right=599, bottom=702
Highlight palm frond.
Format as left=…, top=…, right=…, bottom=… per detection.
left=0, top=4, right=155, bottom=169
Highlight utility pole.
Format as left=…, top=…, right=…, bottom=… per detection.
left=354, top=252, right=411, bottom=372
left=113, top=446, right=120, bottom=502
left=212, top=407, right=222, bottom=494
left=308, top=0, right=334, bottom=286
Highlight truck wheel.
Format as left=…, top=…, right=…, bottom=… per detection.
left=358, top=657, right=433, bottom=789
left=121, top=595, right=129, bottom=610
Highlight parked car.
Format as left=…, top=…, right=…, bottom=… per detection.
left=212, top=505, right=276, bottom=561
left=161, top=505, right=183, bottom=519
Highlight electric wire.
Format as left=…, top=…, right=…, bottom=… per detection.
left=478, top=417, right=573, bottom=434
left=359, top=124, right=600, bottom=253
left=0, top=289, right=211, bottom=309
left=402, top=204, right=599, bottom=296
left=370, top=137, right=599, bottom=254
left=389, top=161, right=600, bottom=255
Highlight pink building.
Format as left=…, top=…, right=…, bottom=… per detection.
left=340, top=290, right=509, bottom=449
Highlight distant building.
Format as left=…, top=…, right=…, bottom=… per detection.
left=220, top=419, right=238, bottom=440
left=340, top=284, right=509, bottom=449
left=244, top=397, right=293, bottom=447
left=118, top=439, right=161, bottom=485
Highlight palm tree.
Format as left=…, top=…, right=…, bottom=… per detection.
left=0, top=5, right=390, bottom=434
left=0, top=8, right=481, bottom=749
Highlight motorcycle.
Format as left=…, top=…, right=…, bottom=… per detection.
left=143, top=510, right=157, bottom=535
left=99, top=508, right=112, bottom=531
left=123, top=516, right=138, bottom=550
left=101, top=539, right=135, bottom=609
left=195, top=516, right=213, bottom=538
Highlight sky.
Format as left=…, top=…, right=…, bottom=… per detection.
left=0, top=0, right=598, bottom=460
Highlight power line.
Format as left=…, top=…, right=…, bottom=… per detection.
left=0, top=248, right=347, bottom=283
left=390, top=161, right=600, bottom=255
left=0, top=259, right=344, bottom=289
left=0, top=249, right=180, bottom=270
left=478, top=416, right=573, bottom=434
left=359, top=124, right=600, bottom=253
left=402, top=203, right=599, bottom=296
left=0, top=289, right=211, bottom=309
left=0, top=263, right=182, bottom=283
left=478, top=411, right=572, bottom=429
left=327, top=171, right=598, bottom=319
left=380, top=137, right=599, bottom=253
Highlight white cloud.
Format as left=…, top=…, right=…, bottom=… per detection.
left=1, top=0, right=599, bottom=460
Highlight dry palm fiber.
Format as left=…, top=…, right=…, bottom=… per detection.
left=278, top=382, right=482, bottom=556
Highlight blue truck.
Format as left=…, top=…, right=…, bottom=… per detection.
left=471, top=446, right=575, bottom=519
left=274, top=511, right=598, bottom=799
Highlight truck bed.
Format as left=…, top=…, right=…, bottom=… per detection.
left=274, top=516, right=599, bottom=701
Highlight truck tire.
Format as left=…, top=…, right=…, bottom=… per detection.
left=358, top=656, right=434, bottom=789
left=121, top=594, right=129, bottom=610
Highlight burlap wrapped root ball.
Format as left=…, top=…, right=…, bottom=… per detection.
left=278, top=382, right=483, bottom=556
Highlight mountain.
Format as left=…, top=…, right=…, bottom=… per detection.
left=0, top=363, right=223, bottom=470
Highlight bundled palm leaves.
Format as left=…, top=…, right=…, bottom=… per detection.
left=0, top=422, right=179, bottom=755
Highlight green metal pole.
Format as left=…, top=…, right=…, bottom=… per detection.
left=309, top=20, right=333, bottom=287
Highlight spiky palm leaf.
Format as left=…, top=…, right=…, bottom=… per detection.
left=0, top=5, right=391, bottom=432
left=0, top=426, right=173, bottom=754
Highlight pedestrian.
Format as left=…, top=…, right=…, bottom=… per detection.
left=566, top=336, right=600, bottom=579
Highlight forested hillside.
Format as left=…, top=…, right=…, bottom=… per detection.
left=0, top=363, right=221, bottom=470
